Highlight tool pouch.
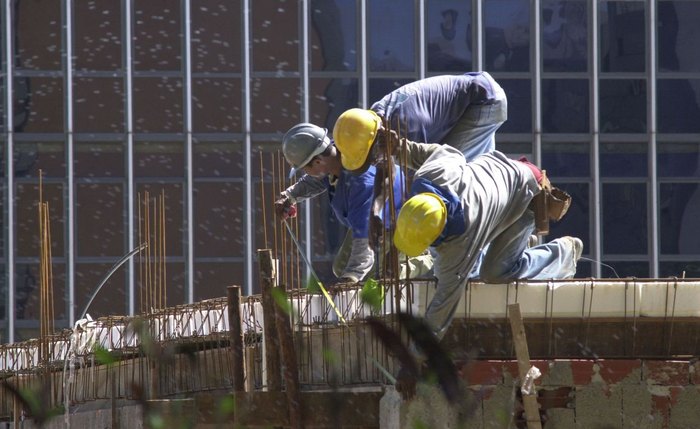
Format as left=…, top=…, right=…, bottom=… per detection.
left=531, top=170, right=572, bottom=236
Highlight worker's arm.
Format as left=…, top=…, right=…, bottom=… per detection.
left=338, top=238, right=375, bottom=283
left=274, top=175, right=327, bottom=219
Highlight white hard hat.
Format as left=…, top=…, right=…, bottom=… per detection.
left=282, top=123, right=331, bottom=178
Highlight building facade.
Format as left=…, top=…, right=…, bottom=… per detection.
left=1, top=0, right=699, bottom=342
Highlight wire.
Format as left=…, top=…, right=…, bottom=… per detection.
left=579, top=256, right=620, bottom=279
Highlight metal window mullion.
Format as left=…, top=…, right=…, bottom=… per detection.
left=418, top=0, right=425, bottom=78
left=360, top=0, right=367, bottom=107
left=64, top=0, right=75, bottom=325
left=125, top=0, right=136, bottom=314
left=647, top=0, right=658, bottom=277
left=591, top=0, right=602, bottom=277
left=243, top=0, right=252, bottom=295
left=5, top=0, right=15, bottom=343
left=533, top=0, right=542, bottom=165
left=184, top=0, right=194, bottom=302
left=302, top=0, right=312, bottom=276
left=474, top=0, right=482, bottom=71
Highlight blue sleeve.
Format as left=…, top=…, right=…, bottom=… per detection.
left=344, top=173, right=375, bottom=239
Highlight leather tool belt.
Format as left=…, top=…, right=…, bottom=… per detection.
left=530, top=170, right=572, bottom=236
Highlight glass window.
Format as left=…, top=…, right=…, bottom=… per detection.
left=309, top=78, right=359, bottom=129
left=426, top=0, right=473, bottom=72
left=368, top=79, right=413, bottom=108
left=15, top=264, right=66, bottom=324
left=602, top=183, right=647, bottom=255
left=76, top=184, right=124, bottom=257
left=13, top=141, right=65, bottom=179
left=75, top=264, right=127, bottom=319
left=548, top=182, right=590, bottom=254
left=192, top=78, right=242, bottom=133
left=657, top=142, right=700, bottom=178
left=658, top=2, right=700, bottom=72
left=311, top=0, right=357, bottom=72
left=542, top=1, right=588, bottom=72
left=194, top=262, right=244, bottom=301
left=14, top=0, right=62, bottom=70
left=484, top=0, right=530, bottom=72
left=133, top=0, right=182, bottom=71
left=194, top=182, right=244, bottom=258
left=498, top=79, right=531, bottom=133
left=542, top=141, right=590, bottom=178
left=74, top=78, right=125, bottom=133
left=251, top=0, right=299, bottom=72
left=135, top=262, right=186, bottom=309
left=657, top=79, right=700, bottom=133
left=368, top=0, right=415, bottom=72
left=599, top=261, right=649, bottom=278
left=600, top=79, right=646, bottom=133
left=133, top=77, right=184, bottom=133
left=542, top=79, right=589, bottom=133
left=250, top=78, right=301, bottom=133
left=192, top=0, right=242, bottom=73
left=15, top=183, right=65, bottom=258
left=599, top=2, right=645, bottom=73
left=659, top=262, right=700, bottom=278
left=659, top=183, right=700, bottom=255
left=75, top=142, right=125, bottom=178
left=193, top=140, right=244, bottom=178
left=74, top=0, right=123, bottom=71
left=134, top=141, right=184, bottom=177
left=15, top=78, right=65, bottom=133
left=600, top=142, right=647, bottom=178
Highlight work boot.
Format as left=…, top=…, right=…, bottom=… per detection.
left=528, top=234, right=539, bottom=248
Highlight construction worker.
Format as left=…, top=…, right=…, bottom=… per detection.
left=390, top=141, right=581, bottom=395
left=334, top=71, right=507, bottom=173
left=274, top=123, right=432, bottom=284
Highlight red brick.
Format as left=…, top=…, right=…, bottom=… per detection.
left=595, top=359, right=642, bottom=385
left=643, top=360, right=689, bottom=386
left=459, top=360, right=504, bottom=385
left=690, top=361, right=700, bottom=385
left=569, top=360, right=596, bottom=385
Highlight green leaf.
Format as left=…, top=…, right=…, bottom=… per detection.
left=360, top=278, right=385, bottom=312
left=94, top=344, right=117, bottom=366
left=271, top=287, right=292, bottom=315
left=306, top=276, right=322, bottom=294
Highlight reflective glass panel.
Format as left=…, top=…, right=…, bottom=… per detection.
left=75, top=263, right=127, bottom=318
left=542, top=79, right=589, bottom=133
left=484, top=0, right=530, bottom=72
left=135, top=184, right=184, bottom=257
left=252, top=0, right=299, bottom=72
left=193, top=141, right=243, bottom=178
left=74, top=78, right=125, bottom=133
left=498, top=79, right=531, bottom=133
left=311, top=0, right=357, bottom=72
left=74, top=0, right=123, bottom=71
left=192, top=0, right=242, bottom=73
left=309, top=78, right=359, bottom=129
left=76, top=184, right=124, bottom=257
left=13, top=141, right=65, bottom=179
left=602, top=183, right=647, bottom=255
left=542, top=141, right=590, bottom=178
left=657, top=79, right=700, bottom=133
left=659, top=262, right=700, bottom=278
left=15, top=264, right=66, bottom=325
left=599, top=261, right=649, bottom=278
left=15, top=78, right=64, bottom=133
left=657, top=142, right=700, bottom=178
left=134, top=262, right=186, bottom=309
left=542, top=1, right=587, bottom=72
left=14, top=0, right=61, bottom=70
left=660, top=183, right=700, bottom=255
left=194, top=182, right=244, bottom=258
left=426, top=0, right=473, bottom=72
left=15, top=183, right=65, bottom=258
left=134, top=141, right=185, bottom=178
left=599, top=2, right=645, bottom=73
left=658, top=2, right=700, bottom=72
left=600, top=79, right=646, bottom=133
left=368, top=0, right=415, bottom=72
left=601, top=142, right=647, bottom=178
left=194, top=262, right=244, bottom=301
left=250, top=78, right=302, bottom=133
left=133, top=78, right=184, bottom=133
left=192, top=78, right=242, bottom=133
left=75, top=142, right=125, bottom=178
left=133, top=0, right=182, bottom=71
left=368, top=79, right=413, bottom=109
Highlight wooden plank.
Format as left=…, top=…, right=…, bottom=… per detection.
left=508, top=303, right=542, bottom=429
left=227, top=285, right=245, bottom=392
left=258, top=249, right=282, bottom=392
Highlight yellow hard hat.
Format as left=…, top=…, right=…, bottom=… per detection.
left=394, top=193, right=447, bottom=257
left=333, top=108, right=381, bottom=171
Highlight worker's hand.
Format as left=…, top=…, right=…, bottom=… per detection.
left=374, top=129, right=401, bottom=160
left=368, top=214, right=384, bottom=249
left=395, top=366, right=418, bottom=400
left=274, top=194, right=297, bottom=220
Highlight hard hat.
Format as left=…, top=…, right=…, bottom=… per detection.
left=282, top=123, right=331, bottom=177
left=394, top=193, right=447, bottom=257
left=333, top=108, right=381, bottom=171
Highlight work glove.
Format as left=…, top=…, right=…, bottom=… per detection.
left=274, top=194, right=297, bottom=220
